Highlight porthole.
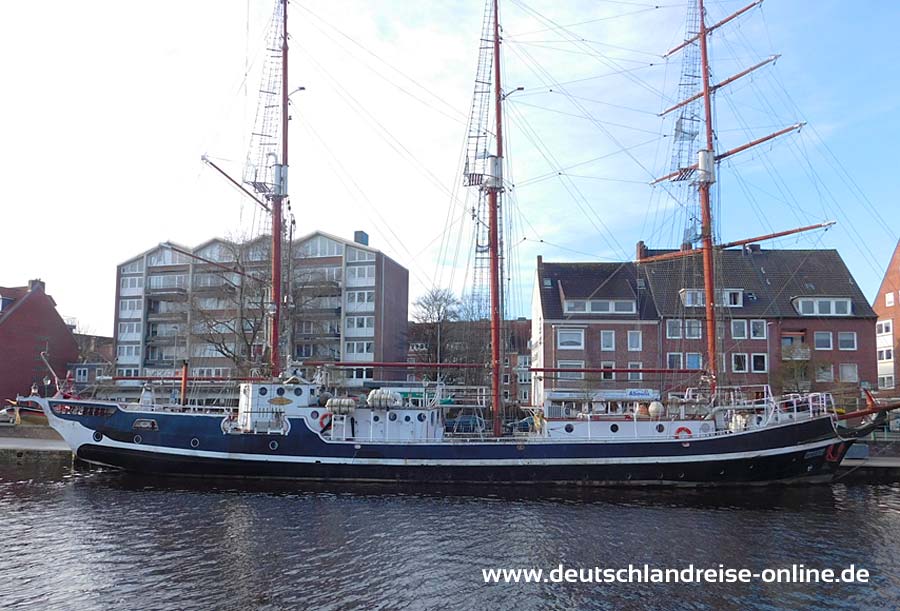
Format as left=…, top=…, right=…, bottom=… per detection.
left=190, top=438, right=200, bottom=448
left=656, top=424, right=665, bottom=433
left=269, top=441, right=279, bottom=451
left=373, top=415, right=380, bottom=422
left=417, top=413, right=426, bottom=422
left=133, top=434, right=142, bottom=444
left=404, top=415, right=411, bottom=422
left=311, top=410, right=319, bottom=420
left=564, top=423, right=574, bottom=433
left=294, top=388, right=303, bottom=396
left=276, top=387, right=285, bottom=396
left=259, top=387, right=268, bottom=396
left=92, top=431, right=103, bottom=442
left=389, top=413, right=398, bottom=422
left=610, top=424, right=619, bottom=433
left=700, top=423, right=711, bottom=433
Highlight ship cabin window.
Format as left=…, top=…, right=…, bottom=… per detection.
left=793, top=298, right=852, bottom=317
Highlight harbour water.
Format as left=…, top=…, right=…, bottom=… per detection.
left=1, top=462, right=898, bottom=610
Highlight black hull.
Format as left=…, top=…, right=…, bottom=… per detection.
left=77, top=441, right=849, bottom=487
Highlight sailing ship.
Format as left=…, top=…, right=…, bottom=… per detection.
left=18, top=0, right=898, bottom=485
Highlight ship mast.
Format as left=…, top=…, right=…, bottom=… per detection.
left=270, top=0, right=289, bottom=377
left=638, top=0, right=826, bottom=395
left=696, top=0, right=718, bottom=391
left=487, top=0, right=504, bottom=437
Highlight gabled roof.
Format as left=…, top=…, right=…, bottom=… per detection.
left=536, top=260, right=658, bottom=320
left=641, top=248, right=875, bottom=319
left=535, top=247, right=876, bottom=321
left=0, top=285, right=31, bottom=326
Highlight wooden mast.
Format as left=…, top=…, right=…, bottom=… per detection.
left=697, top=0, right=718, bottom=392
left=270, top=0, right=288, bottom=377
left=488, top=0, right=504, bottom=436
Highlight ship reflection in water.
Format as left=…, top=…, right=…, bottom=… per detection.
left=1, top=463, right=898, bottom=610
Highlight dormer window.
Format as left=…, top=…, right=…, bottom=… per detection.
left=564, top=299, right=635, bottom=314
left=680, top=289, right=743, bottom=308
left=564, top=300, right=587, bottom=313
left=793, top=298, right=852, bottom=317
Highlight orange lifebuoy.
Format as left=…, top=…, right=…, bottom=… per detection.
left=319, top=412, right=332, bottom=431
left=674, top=426, right=693, bottom=439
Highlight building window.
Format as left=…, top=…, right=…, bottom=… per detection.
left=837, top=332, right=857, bottom=351
left=557, top=328, right=584, bottom=350
left=876, top=320, right=893, bottom=335
left=685, top=352, right=702, bottom=370
left=793, top=298, right=852, bottom=317
left=731, top=320, right=747, bottom=340
left=888, top=293, right=895, bottom=307
left=557, top=360, right=584, bottom=380
left=600, top=361, right=615, bottom=381
left=627, top=362, right=642, bottom=381
left=666, top=319, right=682, bottom=339
left=879, top=375, right=895, bottom=389
left=580, top=300, right=636, bottom=314
left=75, top=368, right=89, bottom=383
left=878, top=348, right=893, bottom=361
left=839, top=363, right=859, bottom=383
left=750, top=319, right=767, bottom=340
left=520, top=388, right=530, bottom=402
left=815, top=365, right=834, bottom=383
left=685, top=319, right=702, bottom=339
left=502, top=373, right=510, bottom=385
left=564, top=300, right=587, bottom=313
left=814, top=332, right=833, bottom=350
left=666, top=353, right=683, bottom=369
left=751, top=353, right=768, bottom=373
left=600, top=330, right=615, bottom=351
left=731, top=353, right=748, bottom=373
left=344, top=341, right=374, bottom=355
left=627, top=330, right=642, bottom=351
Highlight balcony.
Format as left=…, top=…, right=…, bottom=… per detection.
left=147, top=310, right=187, bottom=322
left=782, top=345, right=810, bottom=361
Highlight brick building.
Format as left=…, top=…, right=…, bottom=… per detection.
left=873, top=238, right=900, bottom=391
left=532, top=246, right=877, bottom=406
left=0, top=280, right=80, bottom=401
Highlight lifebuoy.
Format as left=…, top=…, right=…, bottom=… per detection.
left=674, top=426, right=693, bottom=439
left=319, top=412, right=333, bottom=431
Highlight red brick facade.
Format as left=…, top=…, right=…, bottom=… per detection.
left=873, top=239, right=900, bottom=390
left=0, top=280, right=80, bottom=401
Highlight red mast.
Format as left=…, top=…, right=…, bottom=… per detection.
left=270, top=0, right=289, bottom=377
left=488, top=0, right=504, bottom=437
left=697, top=0, right=718, bottom=392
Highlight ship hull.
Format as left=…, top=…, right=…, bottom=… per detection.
left=76, top=441, right=845, bottom=486
left=41, top=402, right=852, bottom=486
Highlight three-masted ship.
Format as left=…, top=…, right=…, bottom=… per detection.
left=18, top=0, right=896, bottom=486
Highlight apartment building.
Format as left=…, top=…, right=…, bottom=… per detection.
left=113, top=230, right=408, bottom=391
left=532, top=245, right=877, bottom=406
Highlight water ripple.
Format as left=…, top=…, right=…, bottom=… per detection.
left=0, top=464, right=898, bottom=610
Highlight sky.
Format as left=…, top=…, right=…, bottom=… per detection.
left=1, top=0, right=898, bottom=336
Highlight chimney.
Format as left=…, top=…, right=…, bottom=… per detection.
left=353, top=230, right=369, bottom=246
left=28, top=279, right=45, bottom=293
left=635, top=241, right=647, bottom=260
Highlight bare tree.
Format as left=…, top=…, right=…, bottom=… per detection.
left=188, top=237, right=272, bottom=376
